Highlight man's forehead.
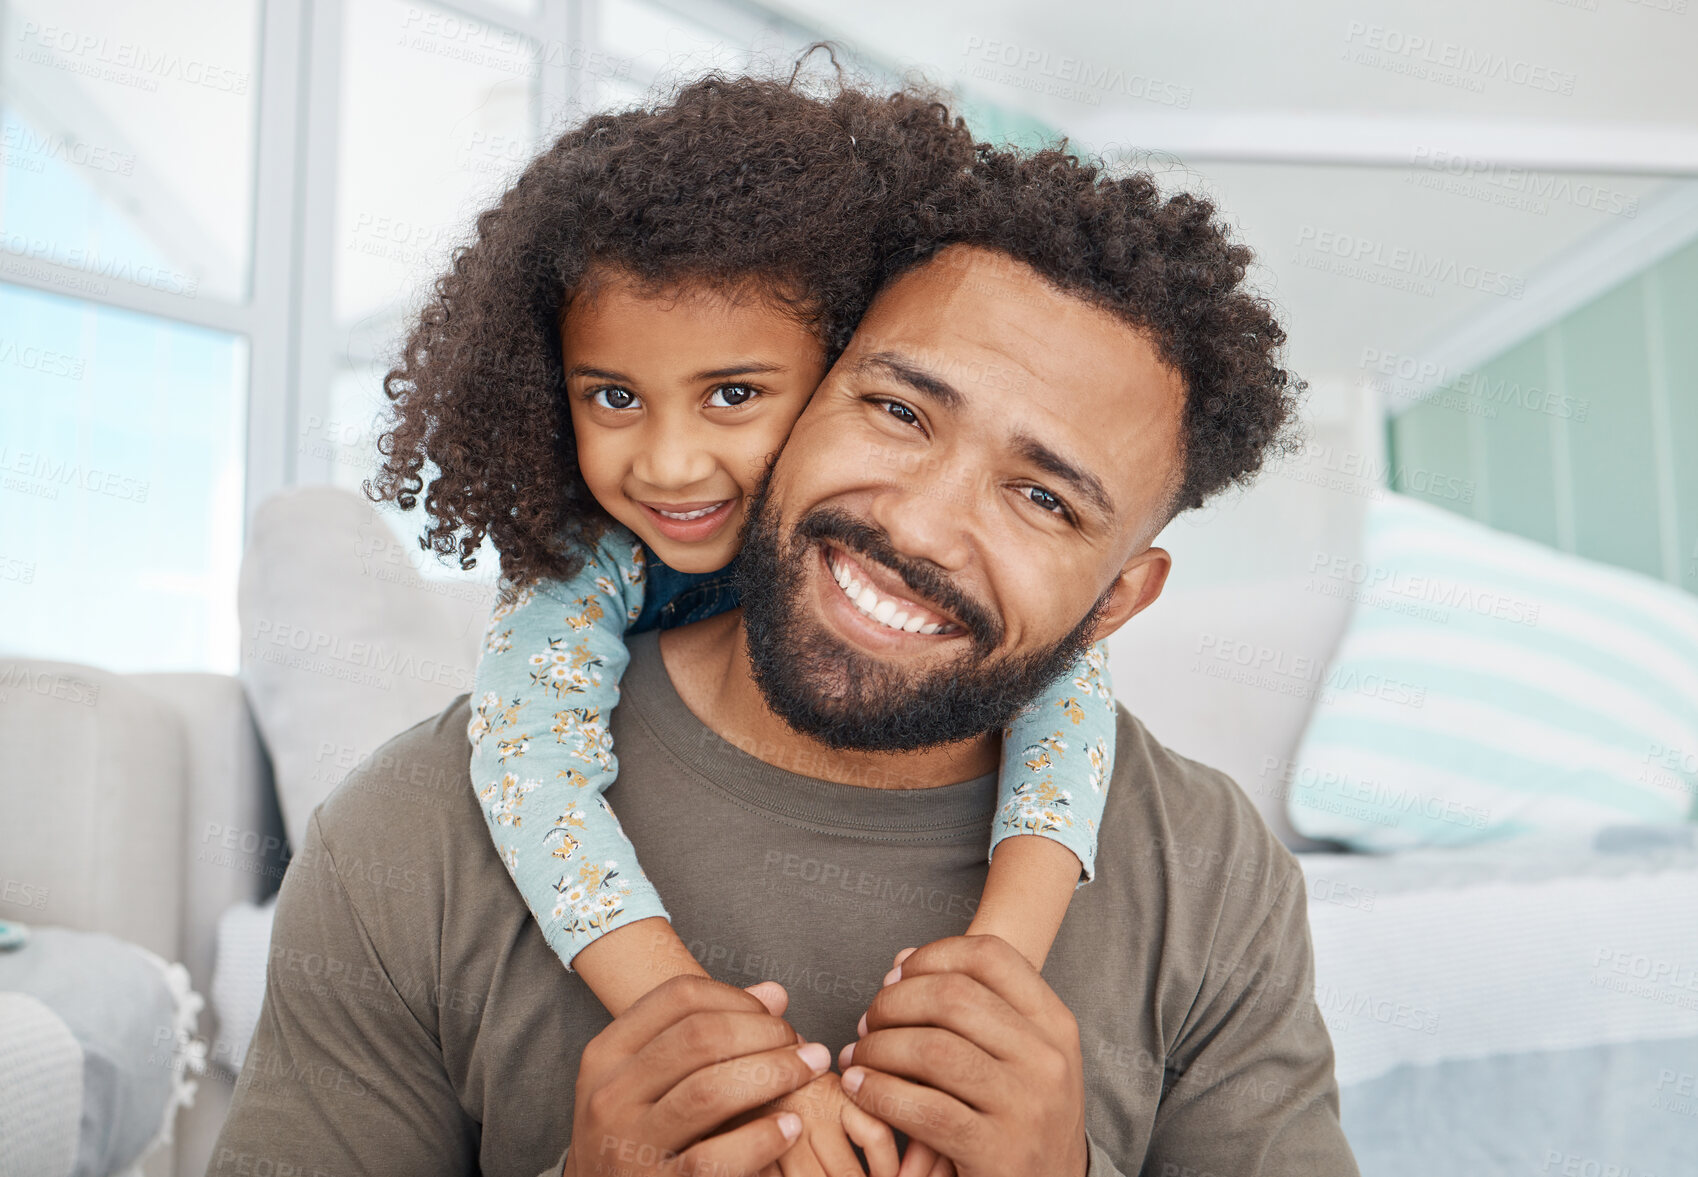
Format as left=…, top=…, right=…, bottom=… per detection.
left=867, top=246, right=1072, bottom=348
left=862, top=247, right=1169, bottom=382
left=851, top=246, right=1186, bottom=490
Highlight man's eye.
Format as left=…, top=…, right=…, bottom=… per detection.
left=707, top=384, right=757, bottom=408
left=881, top=400, right=919, bottom=427
left=1023, top=486, right=1067, bottom=515
left=592, top=387, right=638, bottom=410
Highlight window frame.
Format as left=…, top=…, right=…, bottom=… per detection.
left=0, top=0, right=956, bottom=542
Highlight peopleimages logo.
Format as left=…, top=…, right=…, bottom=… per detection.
left=0, top=122, right=136, bottom=176
left=0, top=447, right=150, bottom=503
left=1341, top=21, right=1578, bottom=95
left=961, top=36, right=1194, bottom=108
left=15, top=21, right=252, bottom=94
left=1361, top=347, right=1592, bottom=421
left=1307, top=550, right=1543, bottom=626
left=1295, top=226, right=1526, bottom=299
left=0, top=665, right=100, bottom=706
left=0, top=337, right=85, bottom=380
left=0, top=232, right=199, bottom=298
left=397, top=6, right=631, bottom=80
left=247, top=619, right=474, bottom=692
left=1408, top=148, right=1640, bottom=219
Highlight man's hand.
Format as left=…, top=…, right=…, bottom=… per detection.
left=835, top=936, right=1089, bottom=1177
left=562, top=976, right=833, bottom=1177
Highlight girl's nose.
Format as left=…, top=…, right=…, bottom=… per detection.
left=631, top=438, right=719, bottom=491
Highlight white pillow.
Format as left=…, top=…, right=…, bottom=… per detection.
left=238, top=487, right=496, bottom=853
left=1286, top=492, right=1698, bottom=851
left=208, top=897, right=277, bottom=1075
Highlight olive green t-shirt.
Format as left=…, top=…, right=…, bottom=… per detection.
left=210, top=630, right=1359, bottom=1176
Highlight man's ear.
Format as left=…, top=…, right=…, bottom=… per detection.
left=1087, top=546, right=1171, bottom=643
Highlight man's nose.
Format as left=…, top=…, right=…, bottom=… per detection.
left=865, top=477, right=974, bottom=573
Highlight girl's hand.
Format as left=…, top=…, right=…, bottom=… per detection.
left=772, top=1071, right=900, bottom=1177
left=895, top=1139, right=956, bottom=1177
left=769, top=1067, right=958, bottom=1177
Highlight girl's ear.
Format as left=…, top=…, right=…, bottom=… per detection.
left=1087, top=546, right=1171, bottom=643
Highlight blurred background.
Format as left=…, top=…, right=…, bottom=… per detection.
left=3, top=0, right=1694, bottom=674
left=2, top=3, right=1697, bottom=1176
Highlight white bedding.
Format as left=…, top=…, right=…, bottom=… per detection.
left=1297, top=823, right=1698, bottom=1173
left=1295, top=824, right=1698, bottom=1088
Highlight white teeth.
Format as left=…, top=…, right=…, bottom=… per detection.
left=829, top=549, right=950, bottom=635
left=655, top=502, right=723, bottom=520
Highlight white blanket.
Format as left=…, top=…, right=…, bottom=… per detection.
left=1295, top=825, right=1698, bottom=1088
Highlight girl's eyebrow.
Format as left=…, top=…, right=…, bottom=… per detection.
left=564, top=362, right=787, bottom=382
left=565, top=364, right=631, bottom=383
left=692, top=362, right=787, bottom=381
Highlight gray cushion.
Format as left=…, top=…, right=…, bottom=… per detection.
left=0, top=926, right=203, bottom=1177
left=237, top=486, right=496, bottom=853
left=0, top=662, right=186, bottom=964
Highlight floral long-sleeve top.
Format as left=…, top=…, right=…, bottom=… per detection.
left=467, top=525, right=1117, bottom=971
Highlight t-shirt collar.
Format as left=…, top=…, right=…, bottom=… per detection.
left=621, top=630, right=999, bottom=842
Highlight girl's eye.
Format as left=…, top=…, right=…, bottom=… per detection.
left=592, top=387, right=638, bottom=410
left=707, top=384, right=758, bottom=408
left=1023, top=486, right=1068, bottom=516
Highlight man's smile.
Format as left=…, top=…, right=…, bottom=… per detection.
left=817, top=544, right=966, bottom=642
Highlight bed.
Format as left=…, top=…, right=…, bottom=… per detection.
left=1299, top=823, right=1698, bottom=1174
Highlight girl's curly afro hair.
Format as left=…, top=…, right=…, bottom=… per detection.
left=368, top=67, right=977, bottom=587
left=888, top=145, right=1306, bottom=531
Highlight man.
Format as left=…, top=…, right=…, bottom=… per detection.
left=211, top=147, right=1358, bottom=1177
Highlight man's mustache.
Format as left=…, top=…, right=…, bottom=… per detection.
left=793, top=506, right=1004, bottom=657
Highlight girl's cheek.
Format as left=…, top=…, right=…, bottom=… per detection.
left=735, top=426, right=797, bottom=489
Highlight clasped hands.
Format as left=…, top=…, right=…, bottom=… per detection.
left=562, top=935, right=1089, bottom=1177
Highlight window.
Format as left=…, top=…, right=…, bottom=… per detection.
left=0, top=285, right=247, bottom=671
left=0, top=0, right=1038, bottom=671
left=1, top=0, right=261, bottom=302
left=1, top=0, right=260, bottom=672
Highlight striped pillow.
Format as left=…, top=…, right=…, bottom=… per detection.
left=1286, top=493, right=1698, bottom=850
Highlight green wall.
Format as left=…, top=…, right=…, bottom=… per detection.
left=1389, top=236, right=1698, bottom=596
left=956, top=97, right=1057, bottom=152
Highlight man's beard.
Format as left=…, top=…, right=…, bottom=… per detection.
left=734, top=483, right=1112, bottom=753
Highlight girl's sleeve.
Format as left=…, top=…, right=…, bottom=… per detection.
left=466, top=527, right=667, bottom=972
left=991, top=640, right=1117, bottom=887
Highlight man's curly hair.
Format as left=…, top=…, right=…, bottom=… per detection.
left=887, top=146, right=1305, bottom=531
left=368, top=68, right=977, bottom=586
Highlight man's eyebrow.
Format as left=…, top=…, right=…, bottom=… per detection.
left=854, top=351, right=964, bottom=410
left=1012, top=431, right=1116, bottom=523
left=859, top=351, right=1114, bottom=522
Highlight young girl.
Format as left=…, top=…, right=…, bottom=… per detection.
left=373, top=74, right=1117, bottom=1177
